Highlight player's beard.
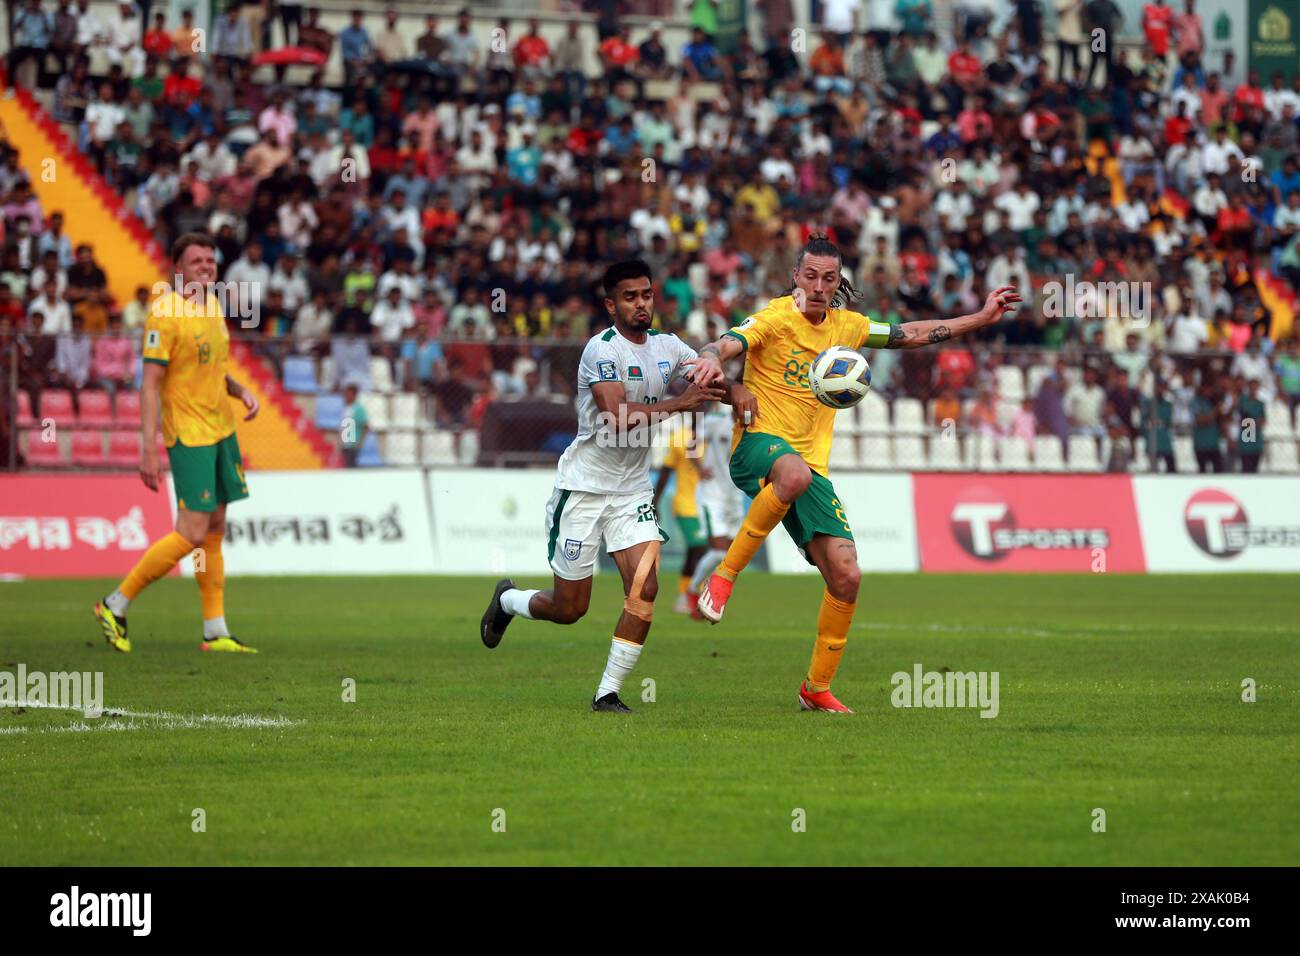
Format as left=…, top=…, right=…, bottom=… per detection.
left=621, top=307, right=653, bottom=333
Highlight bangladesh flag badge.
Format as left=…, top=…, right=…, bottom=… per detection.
left=628, top=365, right=643, bottom=379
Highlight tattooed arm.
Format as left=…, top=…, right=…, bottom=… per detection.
left=883, top=286, right=1023, bottom=349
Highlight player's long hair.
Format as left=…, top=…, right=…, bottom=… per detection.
left=788, top=232, right=861, bottom=309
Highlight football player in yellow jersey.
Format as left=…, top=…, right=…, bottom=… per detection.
left=93, top=233, right=261, bottom=654
left=689, top=234, right=1021, bottom=712
left=652, top=420, right=709, bottom=616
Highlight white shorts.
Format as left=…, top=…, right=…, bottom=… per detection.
left=544, top=485, right=665, bottom=580
left=697, top=490, right=744, bottom=540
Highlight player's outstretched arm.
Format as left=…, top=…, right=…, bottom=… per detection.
left=884, top=286, right=1022, bottom=349
left=592, top=379, right=727, bottom=434
left=684, top=334, right=745, bottom=385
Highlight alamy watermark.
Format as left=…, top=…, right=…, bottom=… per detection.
left=0, top=664, right=104, bottom=718
left=1041, top=276, right=1153, bottom=328
left=891, top=663, right=1000, bottom=718
left=594, top=408, right=703, bottom=456
left=151, top=275, right=261, bottom=328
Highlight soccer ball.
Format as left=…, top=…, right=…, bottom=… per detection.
left=809, top=346, right=872, bottom=409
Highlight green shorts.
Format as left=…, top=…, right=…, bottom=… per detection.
left=675, top=513, right=708, bottom=549
left=168, top=433, right=249, bottom=513
left=729, top=431, right=853, bottom=564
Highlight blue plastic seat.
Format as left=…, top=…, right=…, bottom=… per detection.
left=282, top=355, right=320, bottom=394
left=315, top=393, right=344, bottom=430
left=356, top=431, right=384, bottom=467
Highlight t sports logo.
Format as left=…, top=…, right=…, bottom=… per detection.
left=950, top=496, right=1109, bottom=560
left=1183, top=488, right=1300, bottom=558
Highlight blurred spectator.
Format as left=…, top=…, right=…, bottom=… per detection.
left=340, top=381, right=368, bottom=467
left=92, top=312, right=135, bottom=397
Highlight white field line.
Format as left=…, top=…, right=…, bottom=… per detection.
left=0, top=700, right=303, bottom=735
left=856, top=621, right=1295, bottom=638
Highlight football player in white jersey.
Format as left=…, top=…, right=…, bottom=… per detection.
left=480, top=260, right=756, bottom=712
left=687, top=402, right=744, bottom=615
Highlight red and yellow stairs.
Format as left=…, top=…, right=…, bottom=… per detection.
left=0, top=81, right=332, bottom=469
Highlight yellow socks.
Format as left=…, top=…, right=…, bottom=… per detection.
left=806, top=590, right=856, bottom=692
left=195, top=532, right=226, bottom=621
left=678, top=574, right=691, bottom=595
left=120, top=532, right=193, bottom=600
left=718, top=483, right=791, bottom=582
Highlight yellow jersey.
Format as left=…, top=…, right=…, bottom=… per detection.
left=141, top=289, right=238, bottom=448
left=662, top=425, right=700, bottom=517
left=724, top=295, right=891, bottom=476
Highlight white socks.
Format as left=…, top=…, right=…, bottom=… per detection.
left=203, top=616, right=230, bottom=639
left=690, top=548, right=728, bottom=593
left=105, top=590, right=130, bottom=616
left=501, top=588, right=538, bottom=619
left=596, top=637, right=642, bottom=699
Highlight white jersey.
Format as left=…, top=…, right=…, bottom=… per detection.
left=555, top=326, right=697, bottom=495
left=694, top=406, right=736, bottom=506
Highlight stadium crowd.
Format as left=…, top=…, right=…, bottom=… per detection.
left=2, top=0, right=1300, bottom=471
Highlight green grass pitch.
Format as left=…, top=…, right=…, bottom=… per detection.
left=1, top=574, right=1296, bottom=866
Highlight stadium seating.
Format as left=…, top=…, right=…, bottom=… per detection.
left=360, top=393, right=390, bottom=430
left=928, top=436, right=962, bottom=471
left=71, top=431, right=106, bottom=466
left=75, top=391, right=114, bottom=428
left=282, top=356, right=320, bottom=394
left=999, top=437, right=1031, bottom=471
left=36, top=390, right=74, bottom=428
left=315, top=394, right=344, bottom=431
left=995, top=366, right=1025, bottom=402
left=1066, top=436, right=1103, bottom=472
left=106, top=431, right=141, bottom=468
left=356, top=432, right=384, bottom=467
left=1034, top=436, right=1066, bottom=472
left=893, top=436, right=926, bottom=470
left=859, top=434, right=892, bottom=469
left=24, top=433, right=65, bottom=467
left=114, top=392, right=142, bottom=429
left=1266, top=439, right=1299, bottom=473
left=369, top=358, right=395, bottom=393
left=16, top=391, right=35, bottom=428
left=829, top=434, right=857, bottom=469
left=1263, top=402, right=1295, bottom=439
left=420, top=431, right=457, bottom=466
left=892, top=398, right=925, bottom=436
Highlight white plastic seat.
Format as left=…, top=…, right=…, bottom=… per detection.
left=390, top=393, right=420, bottom=428
left=996, top=365, right=1025, bottom=402
left=1265, top=439, right=1299, bottom=473
left=859, top=434, right=892, bottom=469
left=1173, top=436, right=1196, bottom=473
left=967, top=433, right=998, bottom=471
left=1131, top=437, right=1150, bottom=472
left=996, top=400, right=1020, bottom=430
left=384, top=432, right=418, bottom=466
left=893, top=435, right=926, bottom=469
left=1034, top=435, right=1066, bottom=471
left=829, top=434, right=858, bottom=469
left=1067, top=435, right=1102, bottom=472
left=1263, top=401, right=1295, bottom=439
left=892, top=397, right=926, bottom=435
left=999, top=436, right=1030, bottom=471
left=458, top=430, right=480, bottom=465
left=420, top=430, right=457, bottom=465
left=369, top=357, right=395, bottom=393
left=856, top=392, right=891, bottom=434
left=928, top=435, right=963, bottom=470
left=360, top=393, right=390, bottom=430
